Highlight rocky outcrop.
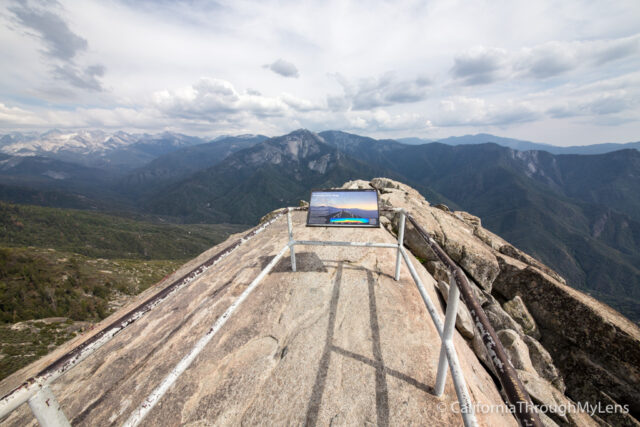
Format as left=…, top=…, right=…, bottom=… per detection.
left=344, top=177, right=640, bottom=426
left=493, top=254, right=640, bottom=424
left=522, top=334, right=565, bottom=393
left=498, top=329, right=536, bottom=375
left=503, top=296, right=541, bottom=339
left=484, top=300, right=525, bottom=335
left=357, top=177, right=502, bottom=292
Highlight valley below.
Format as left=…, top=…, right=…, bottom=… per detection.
left=0, top=201, right=245, bottom=379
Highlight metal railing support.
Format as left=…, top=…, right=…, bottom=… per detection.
left=394, top=210, right=406, bottom=281
left=399, top=246, right=476, bottom=427
left=435, top=274, right=461, bottom=396
left=287, top=208, right=296, bottom=272
left=27, top=386, right=70, bottom=427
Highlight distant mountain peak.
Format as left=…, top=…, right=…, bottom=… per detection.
left=263, top=129, right=327, bottom=160
left=283, top=128, right=323, bottom=141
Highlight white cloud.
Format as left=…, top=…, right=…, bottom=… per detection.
left=0, top=103, right=43, bottom=126
left=7, top=1, right=106, bottom=91
left=0, top=0, right=639, bottom=145
left=151, top=77, right=327, bottom=122
left=451, top=35, right=640, bottom=85
left=451, top=47, right=509, bottom=85
left=330, top=73, right=431, bottom=110
left=265, top=59, right=299, bottom=78
left=436, top=97, right=541, bottom=127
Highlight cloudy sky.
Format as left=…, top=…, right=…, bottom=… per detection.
left=1, top=0, right=639, bottom=145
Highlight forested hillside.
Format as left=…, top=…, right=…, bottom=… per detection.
left=0, top=202, right=245, bottom=379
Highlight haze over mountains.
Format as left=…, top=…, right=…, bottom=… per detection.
left=399, top=133, right=640, bottom=154
left=1, top=129, right=639, bottom=324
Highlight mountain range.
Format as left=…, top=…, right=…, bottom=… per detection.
left=1, top=128, right=639, bottom=324
left=1, top=130, right=221, bottom=171
left=399, top=133, right=640, bottom=154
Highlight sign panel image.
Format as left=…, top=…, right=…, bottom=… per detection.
left=306, top=189, right=380, bottom=227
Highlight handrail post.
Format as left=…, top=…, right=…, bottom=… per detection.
left=27, top=385, right=70, bottom=427
left=287, top=208, right=296, bottom=272
left=394, top=210, right=406, bottom=281
left=435, top=273, right=461, bottom=396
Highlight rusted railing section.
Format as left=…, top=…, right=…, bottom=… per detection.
left=405, top=213, right=543, bottom=427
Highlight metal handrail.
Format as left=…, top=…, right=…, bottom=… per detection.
left=0, top=205, right=542, bottom=427
left=404, top=213, right=543, bottom=427
left=126, top=207, right=480, bottom=426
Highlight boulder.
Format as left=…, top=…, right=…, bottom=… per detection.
left=473, top=226, right=505, bottom=251
left=369, top=177, right=428, bottom=208
left=538, top=411, right=560, bottom=427
left=470, top=225, right=566, bottom=285
left=454, top=211, right=481, bottom=227
left=424, top=261, right=450, bottom=283
left=425, top=207, right=501, bottom=292
left=497, top=329, right=536, bottom=375
left=436, top=280, right=475, bottom=339
left=484, top=301, right=524, bottom=335
left=516, top=369, right=568, bottom=424
left=468, top=278, right=489, bottom=307
left=398, top=217, right=440, bottom=262
left=516, top=369, right=598, bottom=427
left=522, top=335, right=565, bottom=393
left=371, top=177, right=403, bottom=193
left=503, top=296, right=541, bottom=339
left=498, top=244, right=566, bottom=285
left=340, top=179, right=371, bottom=190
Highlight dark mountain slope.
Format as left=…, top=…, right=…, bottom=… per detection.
left=0, top=154, right=132, bottom=210
left=318, top=131, right=454, bottom=205
left=120, top=135, right=267, bottom=197
left=552, top=149, right=640, bottom=221
left=0, top=155, right=116, bottom=191
left=143, top=130, right=418, bottom=224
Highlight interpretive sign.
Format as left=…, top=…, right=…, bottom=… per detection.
left=306, top=189, right=380, bottom=227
